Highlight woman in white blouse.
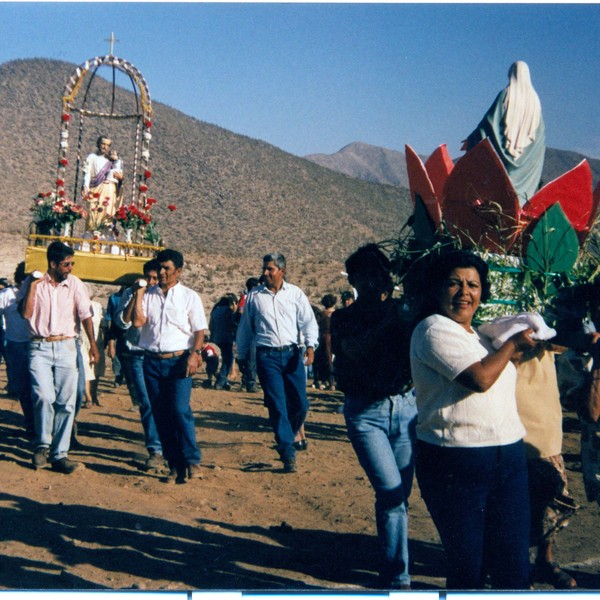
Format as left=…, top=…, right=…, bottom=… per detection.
left=409, top=250, right=536, bottom=589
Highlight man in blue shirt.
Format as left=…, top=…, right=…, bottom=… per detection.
left=236, top=253, right=318, bottom=473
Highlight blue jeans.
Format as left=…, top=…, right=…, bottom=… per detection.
left=344, top=391, right=417, bottom=587
left=121, top=351, right=162, bottom=454
left=143, top=352, right=200, bottom=470
left=256, top=345, right=308, bottom=462
left=29, top=338, right=78, bottom=461
left=242, top=343, right=257, bottom=390
left=6, top=340, right=34, bottom=433
left=416, top=439, right=531, bottom=589
left=216, top=341, right=234, bottom=387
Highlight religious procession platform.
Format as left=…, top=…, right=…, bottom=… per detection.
left=25, top=234, right=162, bottom=286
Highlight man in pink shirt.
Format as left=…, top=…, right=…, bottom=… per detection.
left=20, top=241, right=99, bottom=474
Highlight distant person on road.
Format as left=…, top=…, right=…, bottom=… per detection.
left=237, top=277, right=260, bottom=393
left=236, top=253, right=318, bottom=473
left=209, top=293, right=239, bottom=391
left=313, top=293, right=337, bottom=391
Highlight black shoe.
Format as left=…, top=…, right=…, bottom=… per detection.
left=164, top=467, right=186, bottom=484
left=51, top=458, right=84, bottom=474
left=32, top=447, right=49, bottom=469
left=293, top=440, right=308, bottom=451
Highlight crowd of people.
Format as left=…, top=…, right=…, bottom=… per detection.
left=0, top=241, right=598, bottom=590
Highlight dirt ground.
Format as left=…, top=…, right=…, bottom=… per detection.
left=1, top=358, right=600, bottom=592
left=0, top=234, right=599, bottom=591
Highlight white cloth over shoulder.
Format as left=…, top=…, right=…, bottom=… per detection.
left=478, top=312, right=556, bottom=349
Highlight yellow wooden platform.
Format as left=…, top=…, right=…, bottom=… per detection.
left=26, top=235, right=163, bottom=285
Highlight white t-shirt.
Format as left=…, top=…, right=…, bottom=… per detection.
left=410, top=313, right=525, bottom=448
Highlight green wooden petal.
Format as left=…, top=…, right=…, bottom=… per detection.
left=525, top=202, right=580, bottom=274
left=413, top=194, right=436, bottom=249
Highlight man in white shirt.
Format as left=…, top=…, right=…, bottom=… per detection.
left=236, top=253, right=318, bottom=473
left=125, top=249, right=207, bottom=484
left=0, top=262, right=34, bottom=437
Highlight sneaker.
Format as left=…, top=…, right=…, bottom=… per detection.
left=32, top=447, right=49, bottom=470
left=51, top=458, right=84, bottom=474
left=145, top=452, right=165, bottom=471
left=282, top=457, right=297, bottom=473
left=187, top=463, right=203, bottom=479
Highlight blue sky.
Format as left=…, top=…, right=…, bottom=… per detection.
left=1, top=2, right=598, bottom=159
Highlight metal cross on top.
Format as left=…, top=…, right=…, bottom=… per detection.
left=105, top=32, right=119, bottom=56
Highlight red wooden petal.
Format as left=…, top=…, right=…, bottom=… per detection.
left=442, top=139, right=520, bottom=253
left=520, top=160, right=593, bottom=235
left=405, top=144, right=442, bottom=228
left=424, top=144, right=454, bottom=202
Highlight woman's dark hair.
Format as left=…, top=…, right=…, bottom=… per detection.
left=321, top=293, right=337, bottom=309
left=410, top=250, right=491, bottom=321
left=345, top=243, right=394, bottom=295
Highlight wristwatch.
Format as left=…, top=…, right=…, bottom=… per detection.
left=193, top=348, right=202, bottom=356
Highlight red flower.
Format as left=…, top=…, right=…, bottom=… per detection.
left=57, top=189, right=65, bottom=197
left=61, top=114, right=71, bottom=122
left=167, top=204, right=177, bottom=212
left=144, top=170, right=152, bottom=179
left=139, top=184, right=148, bottom=193
left=56, top=178, right=64, bottom=187
left=93, top=192, right=101, bottom=199
left=144, top=119, right=152, bottom=128
left=146, top=197, right=157, bottom=206
left=59, top=158, right=68, bottom=166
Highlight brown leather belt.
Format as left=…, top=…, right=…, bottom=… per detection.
left=145, top=350, right=187, bottom=360
left=32, top=335, right=74, bottom=343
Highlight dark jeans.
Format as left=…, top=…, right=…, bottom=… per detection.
left=6, top=340, right=33, bottom=433
left=216, top=341, right=234, bottom=387
left=143, top=352, right=200, bottom=471
left=256, top=345, right=308, bottom=462
left=121, top=351, right=162, bottom=454
left=416, top=439, right=531, bottom=590
left=241, top=344, right=257, bottom=390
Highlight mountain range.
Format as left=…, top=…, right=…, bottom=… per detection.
left=1, top=58, right=597, bottom=264
left=306, top=141, right=600, bottom=190
left=0, top=58, right=410, bottom=262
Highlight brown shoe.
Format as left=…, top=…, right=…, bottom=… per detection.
left=32, top=447, right=49, bottom=470
left=144, top=452, right=165, bottom=472
left=187, top=463, right=203, bottom=479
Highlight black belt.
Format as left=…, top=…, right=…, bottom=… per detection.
left=256, top=344, right=297, bottom=353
